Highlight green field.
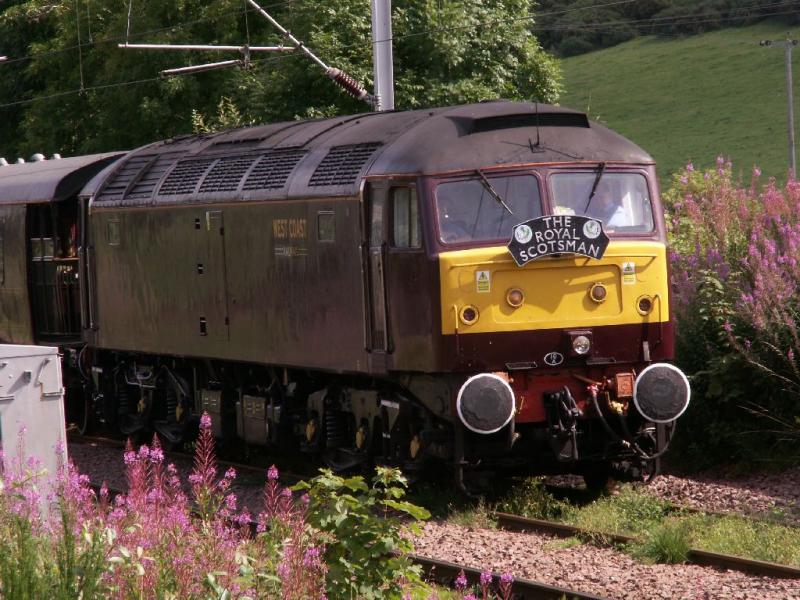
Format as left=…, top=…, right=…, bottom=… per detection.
left=560, top=20, right=800, bottom=184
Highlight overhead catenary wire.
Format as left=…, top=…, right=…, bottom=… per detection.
left=0, top=0, right=638, bottom=69
left=0, top=0, right=797, bottom=110
left=1, top=0, right=787, bottom=70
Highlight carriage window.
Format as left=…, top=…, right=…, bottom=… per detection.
left=435, top=175, right=541, bottom=244
left=551, top=172, right=654, bottom=233
left=317, top=211, right=335, bottom=242
left=392, top=187, right=420, bottom=248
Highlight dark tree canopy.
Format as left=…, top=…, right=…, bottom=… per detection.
left=0, top=0, right=562, bottom=158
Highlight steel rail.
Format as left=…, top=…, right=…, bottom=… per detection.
left=410, top=554, right=609, bottom=600
left=495, top=512, right=800, bottom=579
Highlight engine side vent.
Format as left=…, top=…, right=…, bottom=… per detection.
left=470, top=113, right=590, bottom=134
left=308, top=142, right=382, bottom=187
left=199, top=155, right=258, bottom=193
left=159, top=158, right=216, bottom=196
left=242, top=149, right=306, bottom=191
left=96, top=154, right=155, bottom=202
left=126, top=152, right=183, bottom=199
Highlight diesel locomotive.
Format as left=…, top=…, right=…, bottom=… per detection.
left=0, top=100, right=690, bottom=487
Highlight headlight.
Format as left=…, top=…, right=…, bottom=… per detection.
left=637, top=295, right=653, bottom=315
left=572, top=334, right=591, bottom=355
left=459, top=305, right=479, bottom=325
left=506, top=288, right=525, bottom=308
left=589, top=283, right=607, bottom=303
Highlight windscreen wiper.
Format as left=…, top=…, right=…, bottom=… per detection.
left=477, top=169, right=513, bottom=215
left=583, top=162, right=606, bottom=213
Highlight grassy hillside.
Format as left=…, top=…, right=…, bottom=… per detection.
left=560, top=20, right=799, bottom=184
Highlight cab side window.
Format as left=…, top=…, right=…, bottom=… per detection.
left=391, top=187, right=420, bottom=249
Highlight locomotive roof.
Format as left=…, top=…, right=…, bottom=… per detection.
left=86, top=101, right=654, bottom=207
left=0, top=153, right=123, bottom=205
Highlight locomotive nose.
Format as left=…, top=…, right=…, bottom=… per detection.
left=456, top=373, right=516, bottom=434
left=633, top=363, right=691, bottom=423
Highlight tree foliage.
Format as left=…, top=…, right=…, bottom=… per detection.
left=0, top=0, right=561, bottom=157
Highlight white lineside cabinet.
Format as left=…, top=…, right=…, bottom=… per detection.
left=0, top=344, right=67, bottom=484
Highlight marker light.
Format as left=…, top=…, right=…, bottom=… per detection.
left=506, top=288, right=525, bottom=308
left=589, top=283, right=607, bottom=303
left=459, top=305, right=480, bottom=325
left=572, top=335, right=591, bottom=355
left=637, top=295, right=654, bottom=315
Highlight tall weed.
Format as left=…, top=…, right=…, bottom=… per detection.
left=666, top=159, right=800, bottom=465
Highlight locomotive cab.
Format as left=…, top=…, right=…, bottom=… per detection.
left=428, top=161, right=688, bottom=483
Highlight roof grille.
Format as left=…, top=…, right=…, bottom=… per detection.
left=96, top=154, right=155, bottom=201
left=470, top=113, right=590, bottom=133
left=159, top=158, right=216, bottom=196
left=199, top=155, right=257, bottom=193
left=242, top=149, right=306, bottom=191
left=126, top=153, right=183, bottom=199
left=308, top=143, right=381, bottom=187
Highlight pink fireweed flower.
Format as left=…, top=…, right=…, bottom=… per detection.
left=680, top=175, right=688, bottom=185
left=224, top=493, right=237, bottom=511
left=455, top=569, right=468, bottom=591
left=464, top=595, right=477, bottom=600
left=723, top=321, right=733, bottom=333
left=304, top=546, right=322, bottom=567
left=267, top=465, right=279, bottom=481
left=687, top=162, right=695, bottom=172
left=753, top=166, right=762, bottom=178
left=500, top=572, right=514, bottom=585
left=200, top=412, right=212, bottom=429
left=224, top=467, right=236, bottom=480
left=480, top=571, right=492, bottom=586
left=149, top=446, right=164, bottom=463
left=137, top=445, right=150, bottom=459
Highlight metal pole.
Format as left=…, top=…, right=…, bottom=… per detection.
left=760, top=36, right=798, bottom=179
left=370, top=0, right=394, bottom=111
left=786, top=38, right=796, bottom=179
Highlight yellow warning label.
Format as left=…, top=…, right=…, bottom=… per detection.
left=622, top=261, right=636, bottom=285
left=476, top=270, right=491, bottom=293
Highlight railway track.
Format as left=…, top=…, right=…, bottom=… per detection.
left=68, top=432, right=306, bottom=484
left=411, top=554, right=609, bottom=600
left=494, top=511, right=800, bottom=579
left=74, top=437, right=800, bottom=590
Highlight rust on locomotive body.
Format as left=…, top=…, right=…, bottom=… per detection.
left=0, top=101, right=689, bottom=487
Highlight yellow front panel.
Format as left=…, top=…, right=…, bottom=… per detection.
left=439, top=241, right=670, bottom=334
